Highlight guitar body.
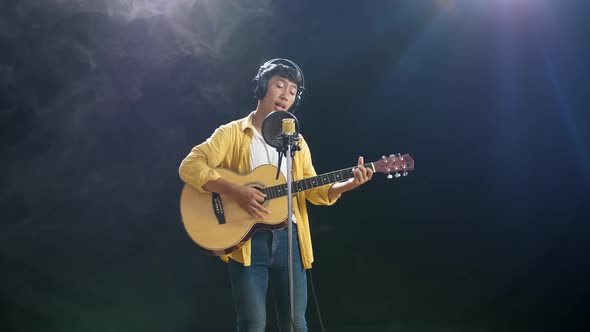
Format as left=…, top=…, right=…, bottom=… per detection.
left=180, top=165, right=291, bottom=256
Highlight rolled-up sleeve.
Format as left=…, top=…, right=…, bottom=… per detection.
left=298, top=138, right=341, bottom=206
left=179, top=125, right=231, bottom=193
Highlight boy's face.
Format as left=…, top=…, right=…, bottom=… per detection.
left=260, top=75, right=298, bottom=112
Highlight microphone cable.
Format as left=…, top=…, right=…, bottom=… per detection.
left=269, top=270, right=327, bottom=332
left=308, top=269, right=326, bottom=332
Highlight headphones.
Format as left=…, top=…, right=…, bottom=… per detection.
left=252, top=58, right=305, bottom=113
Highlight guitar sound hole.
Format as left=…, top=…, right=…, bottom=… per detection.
left=252, top=186, right=268, bottom=204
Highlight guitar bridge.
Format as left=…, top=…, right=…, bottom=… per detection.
left=211, top=193, right=226, bottom=224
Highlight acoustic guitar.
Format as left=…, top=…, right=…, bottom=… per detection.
left=180, top=153, right=414, bottom=255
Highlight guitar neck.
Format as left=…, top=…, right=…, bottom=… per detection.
left=261, top=163, right=375, bottom=200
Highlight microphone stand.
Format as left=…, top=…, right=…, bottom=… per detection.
left=275, top=118, right=300, bottom=331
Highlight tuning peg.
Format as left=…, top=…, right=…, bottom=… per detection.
left=395, top=172, right=401, bottom=178
left=385, top=168, right=390, bottom=172
left=403, top=171, right=408, bottom=176
left=387, top=174, right=393, bottom=179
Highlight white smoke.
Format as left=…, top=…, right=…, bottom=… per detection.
left=1, top=0, right=277, bottom=242
left=49, top=0, right=273, bottom=58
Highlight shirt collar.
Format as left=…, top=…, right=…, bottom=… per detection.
left=240, top=111, right=256, bottom=133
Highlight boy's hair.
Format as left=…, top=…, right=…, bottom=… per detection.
left=262, top=63, right=303, bottom=87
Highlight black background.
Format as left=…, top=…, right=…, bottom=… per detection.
left=2, top=1, right=590, bottom=331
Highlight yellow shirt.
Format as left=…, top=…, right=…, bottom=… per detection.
left=179, top=112, right=340, bottom=269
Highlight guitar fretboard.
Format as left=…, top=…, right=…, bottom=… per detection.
left=261, top=163, right=374, bottom=200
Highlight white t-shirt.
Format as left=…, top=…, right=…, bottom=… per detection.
left=250, top=127, right=296, bottom=222
left=250, top=127, right=288, bottom=178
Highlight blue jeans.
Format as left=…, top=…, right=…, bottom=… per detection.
left=228, top=226, right=308, bottom=332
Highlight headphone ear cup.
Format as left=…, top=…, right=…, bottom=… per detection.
left=253, top=77, right=268, bottom=100
left=289, top=95, right=301, bottom=113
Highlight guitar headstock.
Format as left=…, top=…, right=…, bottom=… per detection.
left=372, top=153, right=414, bottom=179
